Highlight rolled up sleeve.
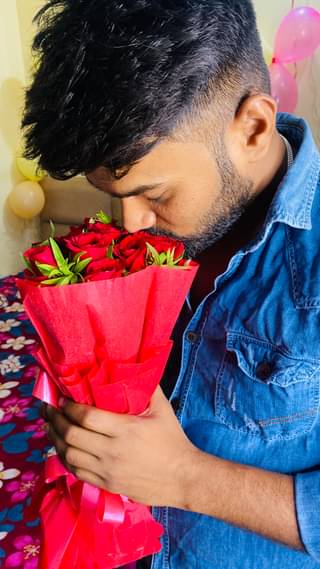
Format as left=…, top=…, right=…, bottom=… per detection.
left=295, top=471, right=320, bottom=562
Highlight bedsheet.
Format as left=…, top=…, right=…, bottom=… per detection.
left=0, top=275, right=135, bottom=569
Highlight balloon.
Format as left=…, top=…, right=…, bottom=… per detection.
left=261, top=36, right=273, bottom=67
left=269, top=62, right=298, bottom=113
left=274, top=7, right=320, bottom=63
left=8, top=181, right=45, bottom=219
left=16, top=155, right=46, bottom=182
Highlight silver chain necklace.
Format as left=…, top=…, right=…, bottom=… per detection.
left=279, top=134, right=294, bottom=170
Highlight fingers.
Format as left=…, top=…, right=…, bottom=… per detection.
left=48, top=425, right=101, bottom=475
left=68, top=468, right=106, bottom=489
left=40, top=402, right=48, bottom=421
left=46, top=405, right=106, bottom=458
left=60, top=400, right=137, bottom=437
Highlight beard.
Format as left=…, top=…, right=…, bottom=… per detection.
left=147, top=146, right=254, bottom=258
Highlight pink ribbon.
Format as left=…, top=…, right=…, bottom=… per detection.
left=31, top=348, right=164, bottom=567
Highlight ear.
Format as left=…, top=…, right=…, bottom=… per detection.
left=226, top=94, right=277, bottom=164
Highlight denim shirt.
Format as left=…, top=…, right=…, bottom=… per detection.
left=150, top=114, right=320, bottom=569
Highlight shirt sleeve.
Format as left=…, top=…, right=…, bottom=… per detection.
left=295, top=470, right=320, bottom=561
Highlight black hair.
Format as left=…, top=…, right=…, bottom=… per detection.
left=22, top=0, right=270, bottom=180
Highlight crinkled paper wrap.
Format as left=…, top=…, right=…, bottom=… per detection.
left=17, top=263, right=198, bottom=568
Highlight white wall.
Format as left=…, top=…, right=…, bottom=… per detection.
left=0, top=1, right=41, bottom=278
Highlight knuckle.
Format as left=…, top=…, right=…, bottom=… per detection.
left=65, top=447, right=77, bottom=466
left=78, top=409, right=96, bottom=431
left=64, top=425, right=79, bottom=447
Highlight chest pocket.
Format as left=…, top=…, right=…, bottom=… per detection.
left=215, top=331, right=320, bottom=441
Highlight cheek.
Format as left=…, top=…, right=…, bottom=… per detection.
left=157, top=190, right=214, bottom=236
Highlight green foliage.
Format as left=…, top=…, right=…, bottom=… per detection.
left=146, top=243, right=186, bottom=268
left=36, top=238, right=92, bottom=286
left=89, top=210, right=112, bottom=225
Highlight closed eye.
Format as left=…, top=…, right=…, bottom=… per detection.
left=145, top=189, right=169, bottom=204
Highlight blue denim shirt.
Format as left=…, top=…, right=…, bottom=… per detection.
left=151, top=114, right=320, bottom=568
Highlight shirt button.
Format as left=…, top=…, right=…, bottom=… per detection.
left=256, top=361, right=273, bottom=381
left=171, top=398, right=180, bottom=413
left=186, top=331, right=198, bottom=343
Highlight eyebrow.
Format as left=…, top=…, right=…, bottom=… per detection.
left=86, top=177, right=164, bottom=198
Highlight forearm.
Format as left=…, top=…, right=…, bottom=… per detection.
left=180, top=449, right=303, bottom=551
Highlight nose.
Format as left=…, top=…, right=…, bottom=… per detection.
left=121, top=196, right=156, bottom=232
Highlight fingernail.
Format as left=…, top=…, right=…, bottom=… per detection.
left=58, top=397, right=67, bottom=408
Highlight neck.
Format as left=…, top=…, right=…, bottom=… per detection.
left=190, top=133, right=288, bottom=309
left=252, top=132, right=287, bottom=200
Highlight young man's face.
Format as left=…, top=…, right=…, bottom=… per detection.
left=87, top=138, right=253, bottom=257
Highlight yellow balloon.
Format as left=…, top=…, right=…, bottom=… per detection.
left=16, top=156, right=46, bottom=182
left=261, top=36, right=273, bottom=67
left=8, top=181, right=45, bottom=219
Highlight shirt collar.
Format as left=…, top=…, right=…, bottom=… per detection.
left=266, top=113, right=320, bottom=230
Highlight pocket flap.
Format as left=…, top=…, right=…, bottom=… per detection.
left=226, top=332, right=320, bottom=386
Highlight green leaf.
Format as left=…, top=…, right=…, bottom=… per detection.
left=70, top=274, right=80, bottom=284
left=48, top=269, right=63, bottom=278
left=40, top=276, right=66, bottom=286
left=95, top=210, right=112, bottom=224
left=106, top=244, right=114, bottom=259
left=37, top=238, right=49, bottom=247
left=41, top=275, right=73, bottom=286
left=49, top=238, right=69, bottom=272
left=74, top=257, right=92, bottom=273
left=146, top=242, right=161, bottom=265
left=56, top=276, right=73, bottom=286
left=22, top=254, right=35, bottom=274
left=35, top=262, right=59, bottom=276
left=73, top=252, right=85, bottom=262
left=173, top=254, right=184, bottom=265
left=49, top=220, right=56, bottom=239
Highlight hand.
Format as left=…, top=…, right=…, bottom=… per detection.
left=45, top=387, right=199, bottom=508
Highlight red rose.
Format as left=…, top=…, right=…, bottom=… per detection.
left=114, top=232, right=150, bottom=273
left=23, top=244, right=57, bottom=276
left=115, top=232, right=185, bottom=273
left=84, top=219, right=124, bottom=236
left=144, top=234, right=185, bottom=259
left=66, top=224, right=85, bottom=237
left=85, top=257, right=124, bottom=281
left=64, top=229, right=121, bottom=260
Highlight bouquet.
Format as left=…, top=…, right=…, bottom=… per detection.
left=17, top=211, right=198, bottom=569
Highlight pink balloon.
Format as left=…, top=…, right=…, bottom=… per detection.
left=275, top=7, right=320, bottom=63
left=269, top=62, right=298, bottom=113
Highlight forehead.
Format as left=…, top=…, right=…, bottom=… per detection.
left=87, top=139, right=216, bottom=195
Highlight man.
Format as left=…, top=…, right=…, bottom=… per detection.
left=23, top=0, right=320, bottom=567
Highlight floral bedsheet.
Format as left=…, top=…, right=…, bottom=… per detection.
left=0, top=275, right=137, bottom=569
left=0, top=275, right=48, bottom=568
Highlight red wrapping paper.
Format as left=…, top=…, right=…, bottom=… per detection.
left=17, top=263, right=198, bottom=568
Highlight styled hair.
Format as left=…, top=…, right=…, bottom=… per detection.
left=22, top=0, right=270, bottom=180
